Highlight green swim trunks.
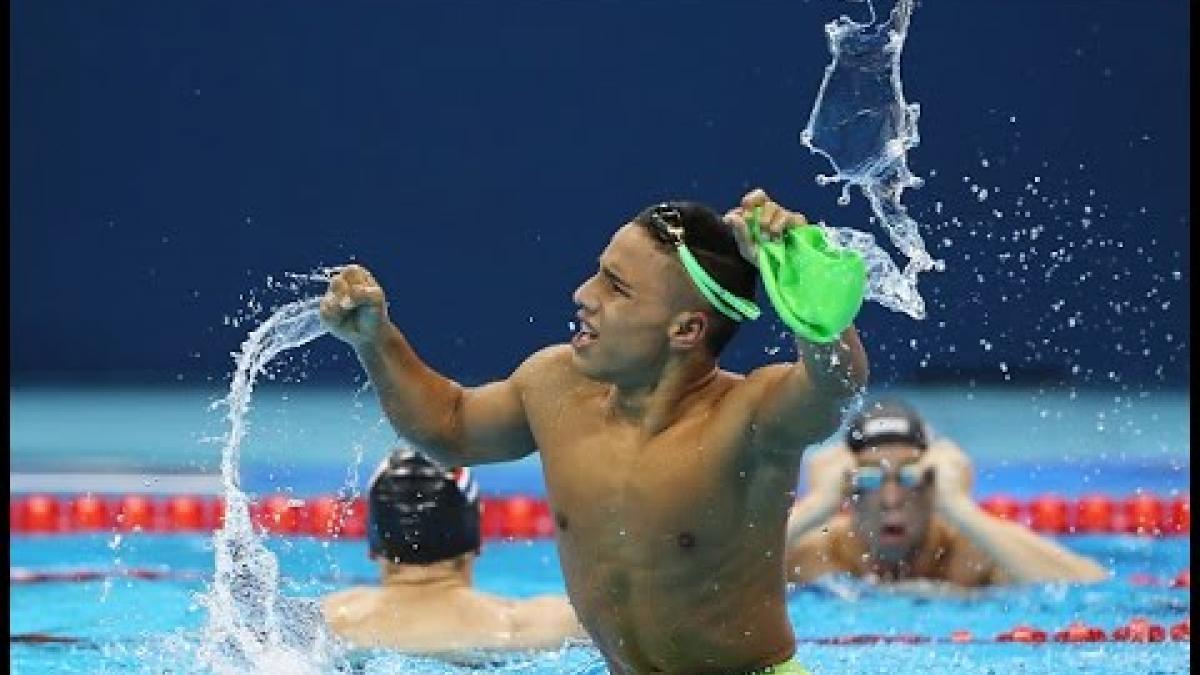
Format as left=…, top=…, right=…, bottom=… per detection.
left=748, top=658, right=811, bottom=675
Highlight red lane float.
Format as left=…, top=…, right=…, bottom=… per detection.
left=25, top=495, right=61, bottom=533
left=499, top=496, right=538, bottom=539
left=479, top=497, right=504, bottom=538
left=10, top=498, right=29, bottom=533
left=1029, top=495, right=1069, bottom=533
left=1053, top=621, right=1106, bottom=643
left=253, top=494, right=304, bottom=534
left=7, top=493, right=1191, bottom=538
left=1112, top=617, right=1166, bottom=642
left=1074, top=494, right=1114, bottom=533
left=1169, top=617, right=1190, bottom=641
left=206, top=497, right=226, bottom=530
left=1125, top=494, right=1165, bottom=535
left=71, top=495, right=111, bottom=531
left=997, top=624, right=1048, bottom=643
left=305, top=495, right=340, bottom=536
left=980, top=495, right=1022, bottom=522
left=302, top=496, right=367, bottom=538
left=339, top=498, right=367, bottom=538
left=531, top=499, right=556, bottom=538
left=166, top=495, right=207, bottom=531
left=115, top=495, right=159, bottom=532
left=1166, top=495, right=1190, bottom=533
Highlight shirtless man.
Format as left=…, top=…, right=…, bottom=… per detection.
left=785, top=399, right=1107, bottom=587
left=319, top=189, right=869, bottom=674
left=321, top=450, right=585, bottom=653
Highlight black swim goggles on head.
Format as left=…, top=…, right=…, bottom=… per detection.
left=645, top=204, right=762, bottom=323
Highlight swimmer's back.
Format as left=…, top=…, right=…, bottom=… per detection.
left=321, top=586, right=582, bottom=653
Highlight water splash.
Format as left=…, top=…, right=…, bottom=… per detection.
left=801, top=0, right=941, bottom=319
left=197, top=296, right=338, bottom=674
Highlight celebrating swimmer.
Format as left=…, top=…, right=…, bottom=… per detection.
left=321, top=450, right=585, bottom=652
left=784, top=399, right=1107, bottom=586
left=320, top=189, right=869, bottom=674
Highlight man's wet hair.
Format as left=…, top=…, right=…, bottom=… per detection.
left=635, top=200, right=759, bottom=355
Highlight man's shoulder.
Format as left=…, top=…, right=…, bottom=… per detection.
left=513, top=344, right=578, bottom=386
left=524, top=343, right=574, bottom=367
left=320, top=586, right=377, bottom=624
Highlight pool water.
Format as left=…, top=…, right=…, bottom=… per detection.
left=10, top=386, right=1190, bottom=672
left=10, top=533, right=1190, bottom=674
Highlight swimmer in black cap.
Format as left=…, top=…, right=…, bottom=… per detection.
left=320, top=450, right=585, bottom=653
left=784, top=399, right=1106, bottom=587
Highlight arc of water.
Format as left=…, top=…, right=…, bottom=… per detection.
left=199, top=296, right=337, bottom=674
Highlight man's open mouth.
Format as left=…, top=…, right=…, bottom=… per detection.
left=571, top=317, right=599, bottom=348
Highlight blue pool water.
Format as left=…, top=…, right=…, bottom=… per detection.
left=9, top=385, right=1191, bottom=673
left=10, top=534, right=1190, bottom=674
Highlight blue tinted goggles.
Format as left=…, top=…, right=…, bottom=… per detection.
left=851, top=465, right=926, bottom=492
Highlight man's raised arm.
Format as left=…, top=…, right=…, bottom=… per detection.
left=320, top=264, right=537, bottom=467
left=724, top=190, right=869, bottom=453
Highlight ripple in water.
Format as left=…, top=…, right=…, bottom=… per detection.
left=801, top=0, right=941, bottom=320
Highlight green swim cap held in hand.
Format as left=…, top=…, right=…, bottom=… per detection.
left=750, top=207, right=867, bottom=343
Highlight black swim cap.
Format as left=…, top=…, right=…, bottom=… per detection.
left=367, top=450, right=481, bottom=565
left=845, top=399, right=929, bottom=452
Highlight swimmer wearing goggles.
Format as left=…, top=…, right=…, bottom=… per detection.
left=849, top=463, right=929, bottom=493
left=784, top=399, right=1108, bottom=587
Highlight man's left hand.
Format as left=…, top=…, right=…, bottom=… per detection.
left=724, top=188, right=809, bottom=267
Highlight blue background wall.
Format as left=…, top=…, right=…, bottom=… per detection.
left=10, top=0, right=1190, bottom=389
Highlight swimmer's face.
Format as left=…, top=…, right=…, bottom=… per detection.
left=850, top=442, right=933, bottom=561
left=571, top=223, right=703, bottom=382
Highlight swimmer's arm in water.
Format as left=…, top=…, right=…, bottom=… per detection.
left=919, top=441, right=1108, bottom=584
left=938, top=496, right=1108, bottom=584
left=320, top=264, right=537, bottom=466
left=725, top=189, right=869, bottom=453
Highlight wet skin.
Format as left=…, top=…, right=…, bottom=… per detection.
left=511, top=223, right=851, bottom=673
left=520, top=348, right=801, bottom=674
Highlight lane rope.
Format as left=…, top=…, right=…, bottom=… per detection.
left=8, top=493, right=1189, bottom=538
left=9, top=618, right=1190, bottom=647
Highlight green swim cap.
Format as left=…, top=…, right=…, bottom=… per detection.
left=751, top=208, right=867, bottom=343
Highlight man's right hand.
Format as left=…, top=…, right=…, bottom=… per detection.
left=319, top=264, right=390, bottom=348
